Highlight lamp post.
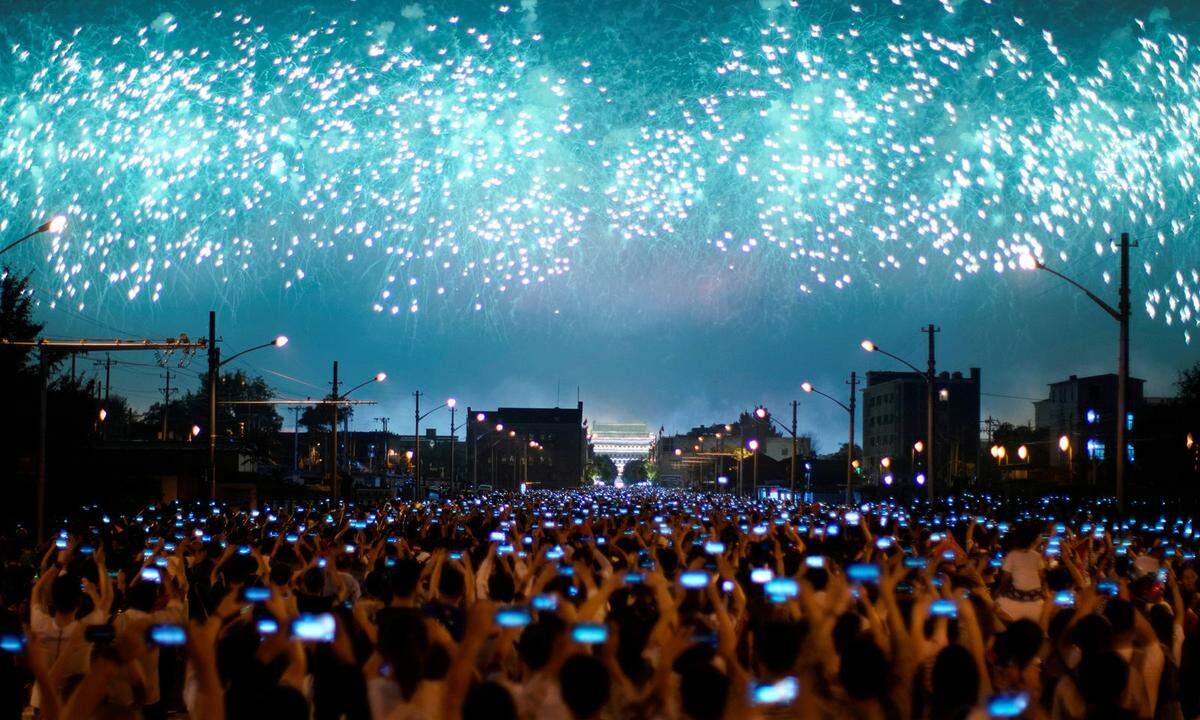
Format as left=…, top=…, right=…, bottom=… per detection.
left=1059, top=435, right=1074, bottom=483
left=861, top=332, right=937, bottom=500
left=331, top=368, right=386, bottom=500
left=473, top=420, right=504, bottom=488
left=0, top=215, right=66, bottom=257
left=801, top=374, right=857, bottom=504
left=413, top=394, right=455, bottom=498
left=206, top=309, right=288, bottom=499
left=754, top=402, right=801, bottom=494
left=1020, top=234, right=1134, bottom=511
left=747, top=438, right=760, bottom=496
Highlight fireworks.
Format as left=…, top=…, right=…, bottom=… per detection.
left=0, top=0, right=1197, bottom=337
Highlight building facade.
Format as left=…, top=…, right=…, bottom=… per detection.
left=1033, top=373, right=1146, bottom=482
left=465, top=403, right=585, bottom=489
left=589, top=422, right=655, bottom=476
left=862, top=368, right=981, bottom=485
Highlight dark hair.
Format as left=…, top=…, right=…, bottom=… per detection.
left=995, top=619, right=1043, bottom=669
left=559, top=654, right=610, bottom=719
left=376, top=609, right=430, bottom=699
left=838, top=636, right=889, bottom=701
left=1103, top=599, right=1135, bottom=637
left=438, top=565, right=465, bottom=599
left=126, top=580, right=160, bottom=613
left=463, top=681, right=518, bottom=720
left=753, top=619, right=804, bottom=675
left=517, top=616, right=566, bottom=671
left=488, top=569, right=516, bottom=603
left=1078, top=651, right=1130, bottom=709
left=679, top=663, right=729, bottom=720
left=49, top=574, right=83, bottom=615
left=930, top=645, right=979, bottom=720
left=389, top=559, right=422, bottom=599
left=268, top=563, right=293, bottom=588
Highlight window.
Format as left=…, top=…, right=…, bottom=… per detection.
left=1126, top=413, right=1134, bottom=431
left=1086, top=438, right=1106, bottom=461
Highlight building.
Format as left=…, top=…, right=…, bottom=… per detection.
left=465, top=403, right=585, bottom=489
left=862, top=368, right=981, bottom=486
left=589, top=422, right=655, bottom=476
left=1033, top=373, right=1146, bottom=483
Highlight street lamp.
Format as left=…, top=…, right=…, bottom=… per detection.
left=754, top=401, right=802, bottom=494
left=801, top=375, right=858, bottom=504
left=1017, top=445, right=1029, bottom=462
left=1060, top=435, right=1074, bottom=482
left=1019, top=233, right=1133, bottom=510
left=207, top=320, right=289, bottom=500
left=413, top=393, right=456, bottom=498
left=747, top=438, right=759, bottom=496
left=329, top=368, right=386, bottom=500
left=861, top=332, right=937, bottom=500
left=0, top=215, right=67, bottom=257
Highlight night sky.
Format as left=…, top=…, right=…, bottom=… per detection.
left=2, top=0, right=1199, bottom=451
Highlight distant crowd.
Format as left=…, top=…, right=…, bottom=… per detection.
left=1, top=489, right=1199, bottom=719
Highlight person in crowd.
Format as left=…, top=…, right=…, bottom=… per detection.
left=0, top=490, right=1198, bottom=720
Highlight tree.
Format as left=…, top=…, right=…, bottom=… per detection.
left=0, top=268, right=45, bottom=379
left=1178, top=361, right=1200, bottom=404
left=587, top=454, right=617, bottom=482
left=299, top=395, right=354, bottom=434
left=624, top=458, right=647, bottom=482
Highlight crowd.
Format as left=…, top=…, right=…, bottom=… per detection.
left=1, top=489, right=1199, bottom=719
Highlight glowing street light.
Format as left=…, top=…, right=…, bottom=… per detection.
left=1019, top=233, right=1134, bottom=511
left=1059, top=435, right=1071, bottom=452
left=881, top=456, right=891, bottom=469
left=1017, top=445, right=1029, bottom=461
left=860, top=333, right=939, bottom=500
left=0, top=215, right=68, bottom=257
left=98, top=408, right=108, bottom=422
left=747, top=439, right=760, bottom=495
left=913, top=440, right=924, bottom=453
left=801, top=375, right=858, bottom=503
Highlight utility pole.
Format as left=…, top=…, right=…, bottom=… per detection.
left=290, top=406, right=302, bottom=479
left=330, top=361, right=341, bottom=500
left=448, top=404, right=457, bottom=493
left=846, top=371, right=857, bottom=505
left=922, top=324, right=940, bottom=501
left=5, top=335, right=207, bottom=542
left=1116, top=232, right=1132, bottom=512
left=104, top=354, right=111, bottom=405
left=160, top=369, right=172, bottom=439
left=413, top=390, right=423, bottom=498
left=790, top=399, right=798, bottom=494
left=207, top=311, right=219, bottom=500
left=376, top=417, right=390, bottom=473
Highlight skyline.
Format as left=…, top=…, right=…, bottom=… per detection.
left=2, top=0, right=1200, bottom=451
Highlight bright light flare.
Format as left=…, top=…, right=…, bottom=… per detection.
left=801, top=382, right=813, bottom=393
left=374, top=372, right=387, bottom=382
left=861, top=340, right=877, bottom=353
left=273, top=335, right=289, bottom=348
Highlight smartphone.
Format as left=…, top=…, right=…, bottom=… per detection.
left=680, top=570, right=710, bottom=589
left=55, top=538, right=67, bottom=549
left=624, top=572, right=644, bottom=584
left=847, top=564, right=881, bottom=583
left=285, top=534, right=299, bottom=543
left=875, top=537, right=894, bottom=550
left=930, top=599, right=958, bottom=618
left=721, top=579, right=735, bottom=593
left=84, top=624, right=116, bottom=644
left=449, top=551, right=464, bottom=560
left=495, top=608, right=533, bottom=628
left=750, top=676, right=799, bottom=706
left=985, top=691, right=1029, bottom=718
left=532, top=594, right=559, bottom=611
left=242, top=586, right=272, bottom=603
left=703, top=541, right=725, bottom=555
left=805, top=556, right=825, bottom=569
left=764, top=577, right=798, bottom=600
left=903, top=556, right=928, bottom=570
left=572, top=623, right=608, bottom=644
left=1157, top=568, right=1168, bottom=584
left=750, top=568, right=774, bottom=584
left=140, top=567, right=162, bottom=583
left=1097, top=580, right=1119, bottom=597
left=256, top=618, right=280, bottom=635
left=237, top=545, right=252, bottom=556
left=343, top=544, right=356, bottom=554
left=1053, top=590, right=1076, bottom=608
left=0, top=634, right=26, bottom=654
left=290, top=613, right=336, bottom=642
left=489, top=531, right=505, bottom=542
left=147, top=624, right=187, bottom=647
